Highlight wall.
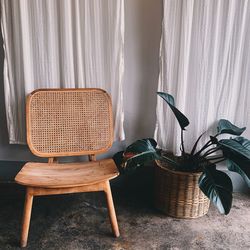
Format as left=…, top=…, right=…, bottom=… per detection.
left=0, top=0, right=163, bottom=172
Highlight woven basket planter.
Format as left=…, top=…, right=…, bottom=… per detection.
left=154, top=160, right=210, bottom=219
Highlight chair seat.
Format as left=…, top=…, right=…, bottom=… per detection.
left=15, top=159, right=119, bottom=188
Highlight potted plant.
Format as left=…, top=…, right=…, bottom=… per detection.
left=114, top=92, right=250, bottom=218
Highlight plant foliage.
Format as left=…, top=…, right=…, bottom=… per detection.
left=113, top=92, right=250, bottom=215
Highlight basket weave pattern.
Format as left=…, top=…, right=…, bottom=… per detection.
left=155, top=160, right=210, bottom=218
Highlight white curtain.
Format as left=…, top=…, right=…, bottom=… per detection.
left=155, top=0, right=250, bottom=154
left=1, top=0, right=125, bottom=144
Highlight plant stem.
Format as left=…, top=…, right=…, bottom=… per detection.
left=198, top=155, right=225, bottom=163
left=194, top=140, right=213, bottom=157
left=194, top=133, right=220, bottom=157
left=206, top=156, right=225, bottom=161
left=207, top=158, right=226, bottom=165
left=181, top=129, right=185, bottom=154
left=202, top=146, right=221, bottom=158
left=190, top=132, right=205, bottom=155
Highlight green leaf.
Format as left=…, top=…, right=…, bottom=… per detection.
left=125, top=138, right=157, bottom=154
left=218, top=137, right=250, bottom=187
left=217, top=119, right=246, bottom=136
left=219, top=137, right=250, bottom=160
left=125, top=151, right=160, bottom=170
left=226, top=158, right=250, bottom=187
left=233, top=136, right=250, bottom=149
left=199, top=167, right=233, bottom=215
left=113, top=151, right=126, bottom=174
left=123, top=139, right=160, bottom=171
left=157, top=92, right=189, bottom=130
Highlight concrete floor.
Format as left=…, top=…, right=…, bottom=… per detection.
left=0, top=184, right=250, bottom=250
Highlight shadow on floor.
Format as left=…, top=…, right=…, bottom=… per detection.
left=1, top=168, right=250, bottom=250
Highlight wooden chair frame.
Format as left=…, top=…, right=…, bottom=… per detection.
left=15, top=89, right=120, bottom=247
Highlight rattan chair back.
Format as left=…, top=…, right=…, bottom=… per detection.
left=26, top=88, right=113, bottom=157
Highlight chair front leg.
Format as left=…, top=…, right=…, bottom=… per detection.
left=104, top=181, right=120, bottom=237
left=21, top=187, right=34, bottom=248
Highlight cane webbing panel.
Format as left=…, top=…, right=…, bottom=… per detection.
left=27, top=89, right=113, bottom=157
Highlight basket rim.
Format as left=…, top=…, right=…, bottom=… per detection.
left=155, top=159, right=203, bottom=177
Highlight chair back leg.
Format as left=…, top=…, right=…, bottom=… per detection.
left=21, top=188, right=34, bottom=247
left=104, top=181, right=120, bottom=237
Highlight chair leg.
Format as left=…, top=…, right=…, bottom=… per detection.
left=104, top=181, right=120, bottom=237
left=20, top=188, right=34, bottom=248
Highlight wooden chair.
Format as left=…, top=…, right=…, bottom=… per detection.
left=15, top=88, right=120, bottom=247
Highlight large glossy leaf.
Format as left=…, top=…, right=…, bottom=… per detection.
left=217, top=119, right=246, bottom=135
left=199, top=167, right=233, bottom=214
left=123, top=139, right=160, bottom=171
left=113, top=151, right=126, bottom=174
left=226, top=157, right=250, bottom=187
left=218, top=137, right=250, bottom=160
left=233, top=136, right=250, bottom=149
left=157, top=92, right=189, bottom=130
left=125, top=138, right=157, bottom=154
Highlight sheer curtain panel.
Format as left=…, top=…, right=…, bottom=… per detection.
left=1, top=0, right=125, bottom=144
left=155, top=0, right=250, bottom=154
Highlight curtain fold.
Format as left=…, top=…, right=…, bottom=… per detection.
left=1, top=0, right=125, bottom=144
left=155, top=0, right=250, bottom=154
